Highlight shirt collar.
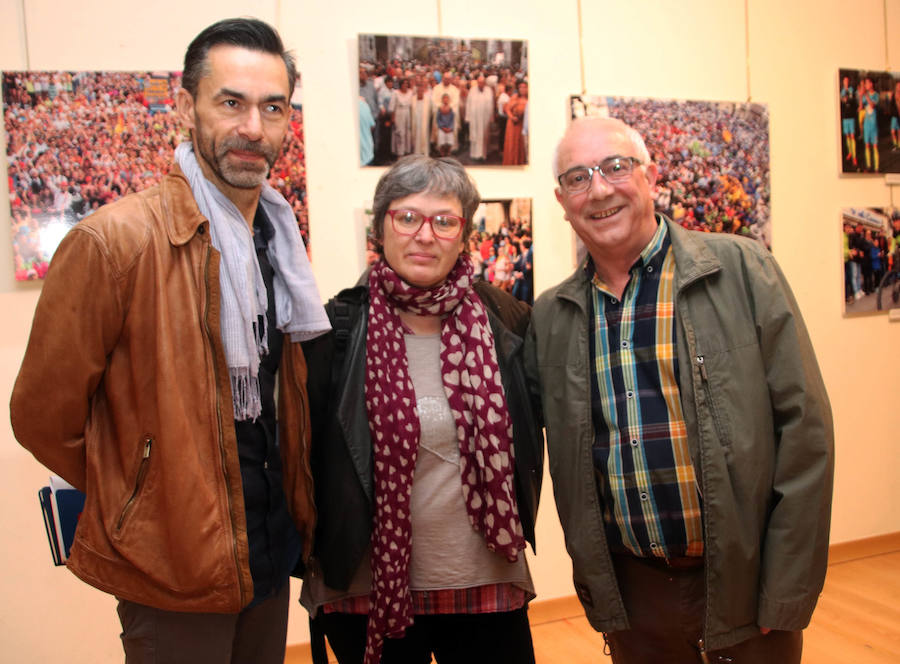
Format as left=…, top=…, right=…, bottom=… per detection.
left=639, top=214, right=669, bottom=267
left=585, top=214, right=669, bottom=289
left=253, top=204, right=274, bottom=251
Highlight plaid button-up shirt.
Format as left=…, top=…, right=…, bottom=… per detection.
left=588, top=218, right=703, bottom=560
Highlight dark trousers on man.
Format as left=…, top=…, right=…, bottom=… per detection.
left=606, top=554, right=802, bottom=664
left=116, top=581, right=290, bottom=664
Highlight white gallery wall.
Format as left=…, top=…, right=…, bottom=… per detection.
left=1, top=0, right=898, bottom=661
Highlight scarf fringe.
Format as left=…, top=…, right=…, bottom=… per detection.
left=230, top=368, right=262, bottom=422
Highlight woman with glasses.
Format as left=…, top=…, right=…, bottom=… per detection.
left=302, top=154, right=542, bottom=664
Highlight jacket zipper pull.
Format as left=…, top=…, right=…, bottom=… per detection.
left=698, top=638, right=710, bottom=663
left=601, top=633, right=612, bottom=657
left=696, top=355, right=708, bottom=381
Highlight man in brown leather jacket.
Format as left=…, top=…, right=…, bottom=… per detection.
left=10, top=18, right=329, bottom=663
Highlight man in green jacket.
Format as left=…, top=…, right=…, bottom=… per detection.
left=526, top=117, right=833, bottom=663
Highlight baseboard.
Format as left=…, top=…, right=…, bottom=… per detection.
left=827, top=531, right=900, bottom=565
left=284, top=531, right=900, bottom=660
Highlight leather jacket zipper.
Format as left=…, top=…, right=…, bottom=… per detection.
left=116, top=436, right=152, bottom=530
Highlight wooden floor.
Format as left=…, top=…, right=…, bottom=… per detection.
left=286, top=533, right=900, bottom=663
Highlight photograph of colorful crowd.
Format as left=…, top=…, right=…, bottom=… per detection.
left=365, top=197, right=533, bottom=304
left=3, top=70, right=308, bottom=281
left=470, top=198, right=533, bottom=304
left=358, top=34, right=528, bottom=167
left=838, top=68, right=900, bottom=174
left=842, top=206, right=900, bottom=316
left=571, top=94, right=772, bottom=249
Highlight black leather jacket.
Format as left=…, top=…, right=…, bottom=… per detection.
left=303, top=280, right=543, bottom=591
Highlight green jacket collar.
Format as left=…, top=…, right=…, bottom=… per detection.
left=554, top=214, right=723, bottom=308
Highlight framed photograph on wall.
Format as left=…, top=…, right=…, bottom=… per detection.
left=570, top=94, right=772, bottom=249
left=837, top=68, right=900, bottom=175
left=2, top=70, right=309, bottom=281
left=841, top=206, right=900, bottom=316
left=472, top=198, right=533, bottom=304
left=358, top=34, right=528, bottom=168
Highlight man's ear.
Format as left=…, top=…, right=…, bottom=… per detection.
left=644, top=162, right=659, bottom=192
left=554, top=187, right=571, bottom=223
left=175, top=88, right=196, bottom=132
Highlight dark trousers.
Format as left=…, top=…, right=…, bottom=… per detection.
left=116, top=581, right=290, bottom=664
left=606, top=555, right=802, bottom=664
left=315, top=606, right=536, bottom=664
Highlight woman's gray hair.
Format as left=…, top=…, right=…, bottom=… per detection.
left=372, top=155, right=480, bottom=247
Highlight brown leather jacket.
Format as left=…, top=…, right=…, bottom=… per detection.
left=10, top=164, right=315, bottom=613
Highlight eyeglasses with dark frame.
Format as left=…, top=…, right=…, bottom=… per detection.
left=386, top=209, right=465, bottom=240
left=557, top=156, right=644, bottom=194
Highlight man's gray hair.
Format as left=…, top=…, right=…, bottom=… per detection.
left=372, top=155, right=480, bottom=246
left=552, top=117, right=652, bottom=179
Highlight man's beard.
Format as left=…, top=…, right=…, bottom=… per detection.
left=195, top=128, right=279, bottom=190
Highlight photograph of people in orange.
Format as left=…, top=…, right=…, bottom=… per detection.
left=358, top=34, right=528, bottom=167
left=3, top=70, right=309, bottom=281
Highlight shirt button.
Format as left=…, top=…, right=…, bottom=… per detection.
left=646, top=265, right=654, bottom=273
left=630, top=439, right=638, bottom=447
left=621, top=340, right=629, bottom=349
left=610, top=298, right=618, bottom=304
left=626, top=390, right=635, bottom=399
left=640, top=492, right=649, bottom=501
left=650, top=542, right=659, bottom=550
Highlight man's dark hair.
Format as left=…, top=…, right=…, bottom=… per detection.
left=182, top=18, right=297, bottom=98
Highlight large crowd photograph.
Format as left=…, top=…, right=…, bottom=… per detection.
left=3, top=70, right=309, bottom=281
left=571, top=93, right=772, bottom=249
left=358, top=34, right=529, bottom=168
left=471, top=197, right=533, bottom=304
left=838, top=68, right=900, bottom=175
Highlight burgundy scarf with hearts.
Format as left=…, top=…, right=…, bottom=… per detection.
left=362, top=254, right=525, bottom=663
